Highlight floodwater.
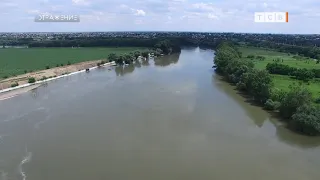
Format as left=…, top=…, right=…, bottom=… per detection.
left=0, top=47, right=320, bottom=180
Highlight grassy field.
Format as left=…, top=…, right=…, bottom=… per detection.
left=0, top=47, right=146, bottom=78
left=239, top=46, right=319, bottom=70
left=271, top=75, right=320, bottom=99
left=239, top=46, right=320, bottom=99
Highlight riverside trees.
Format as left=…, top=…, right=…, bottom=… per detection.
left=109, top=40, right=179, bottom=65
left=214, top=41, right=320, bottom=136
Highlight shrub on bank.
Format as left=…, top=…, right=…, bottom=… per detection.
left=278, top=85, right=312, bottom=120
left=290, top=104, right=320, bottom=136
left=11, top=82, right=19, bottom=87
left=40, top=76, right=47, bottom=80
left=264, top=99, right=281, bottom=110
left=28, top=77, right=36, bottom=83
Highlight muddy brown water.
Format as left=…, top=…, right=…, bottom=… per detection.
left=0, top=47, right=320, bottom=180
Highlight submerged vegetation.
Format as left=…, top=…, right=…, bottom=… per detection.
left=214, top=41, right=320, bottom=136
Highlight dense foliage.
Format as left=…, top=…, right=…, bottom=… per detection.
left=266, top=63, right=317, bottom=81
left=106, top=40, right=179, bottom=65
left=214, top=41, right=320, bottom=136
left=214, top=41, right=273, bottom=104
left=26, top=38, right=183, bottom=53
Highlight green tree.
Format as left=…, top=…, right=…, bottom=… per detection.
left=279, top=85, right=312, bottom=119
left=115, top=55, right=124, bottom=65
left=290, top=104, right=320, bottom=136
left=141, top=51, right=149, bottom=58
left=108, top=53, right=117, bottom=62
left=134, top=51, right=141, bottom=59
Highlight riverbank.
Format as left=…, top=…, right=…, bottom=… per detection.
left=214, top=42, right=320, bottom=136
left=0, top=61, right=116, bottom=100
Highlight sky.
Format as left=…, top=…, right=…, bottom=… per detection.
left=0, top=0, right=319, bottom=33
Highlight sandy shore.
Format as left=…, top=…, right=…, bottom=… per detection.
left=0, top=59, right=115, bottom=100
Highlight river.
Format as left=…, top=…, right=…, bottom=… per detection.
left=0, top=47, right=320, bottom=180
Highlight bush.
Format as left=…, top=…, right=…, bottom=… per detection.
left=290, top=104, right=320, bottom=136
left=67, top=61, right=71, bottom=65
left=46, top=65, right=50, bottom=69
left=40, top=76, right=47, bottom=80
left=315, top=97, right=320, bottom=104
left=2, top=75, right=8, bottom=79
left=279, top=85, right=312, bottom=119
left=264, top=99, right=281, bottom=110
left=60, top=63, right=64, bottom=66
left=11, top=82, right=19, bottom=87
left=56, top=64, right=60, bottom=67
left=28, top=77, right=36, bottom=83
left=247, top=55, right=255, bottom=59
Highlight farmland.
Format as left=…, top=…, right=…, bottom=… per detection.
left=0, top=47, right=146, bottom=78
left=239, top=46, right=320, bottom=99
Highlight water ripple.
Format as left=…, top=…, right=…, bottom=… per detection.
left=18, top=148, right=32, bottom=180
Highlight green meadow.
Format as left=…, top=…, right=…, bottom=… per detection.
left=239, top=46, right=320, bottom=99
left=239, top=46, right=319, bottom=70
left=0, top=47, right=146, bottom=78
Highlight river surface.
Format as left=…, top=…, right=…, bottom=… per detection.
left=1, top=47, right=320, bottom=180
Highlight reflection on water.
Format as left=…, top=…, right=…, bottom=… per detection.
left=154, top=54, right=179, bottom=67
left=115, top=64, right=136, bottom=76
left=211, top=74, right=268, bottom=128
left=114, top=54, right=180, bottom=76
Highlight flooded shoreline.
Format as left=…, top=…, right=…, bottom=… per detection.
left=0, top=47, right=320, bottom=180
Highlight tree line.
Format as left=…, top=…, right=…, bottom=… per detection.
left=214, top=41, right=320, bottom=136
left=246, top=41, right=320, bottom=59
left=106, top=40, right=179, bottom=65
left=266, top=63, right=320, bottom=81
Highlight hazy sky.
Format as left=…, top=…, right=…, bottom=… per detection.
left=0, top=0, right=319, bottom=33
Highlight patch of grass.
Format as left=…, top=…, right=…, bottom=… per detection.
left=271, top=74, right=320, bottom=99
left=0, top=47, right=147, bottom=78
left=239, top=46, right=319, bottom=70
